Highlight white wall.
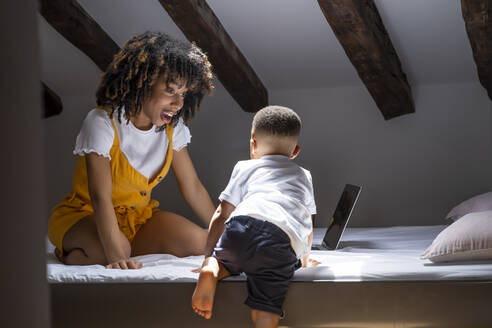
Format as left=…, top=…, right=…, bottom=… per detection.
left=40, top=18, right=492, bottom=228
left=151, top=82, right=492, bottom=227
left=40, top=17, right=101, bottom=211
left=269, top=83, right=492, bottom=226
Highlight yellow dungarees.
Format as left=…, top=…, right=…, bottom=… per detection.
left=48, top=108, right=174, bottom=254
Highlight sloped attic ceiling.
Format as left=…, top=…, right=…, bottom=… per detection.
left=40, top=0, right=490, bottom=119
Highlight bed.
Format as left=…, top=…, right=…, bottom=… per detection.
left=47, top=225, right=492, bottom=327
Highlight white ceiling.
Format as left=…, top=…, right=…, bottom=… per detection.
left=77, top=0, right=478, bottom=91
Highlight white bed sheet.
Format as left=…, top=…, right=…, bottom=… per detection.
left=46, top=225, right=492, bottom=283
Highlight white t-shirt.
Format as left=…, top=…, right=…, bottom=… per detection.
left=73, top=109, right=191, bottom=179
left=219, top=155, right=316, bottom=259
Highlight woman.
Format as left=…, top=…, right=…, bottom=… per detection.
left=48, top=31, right=215, bottom=269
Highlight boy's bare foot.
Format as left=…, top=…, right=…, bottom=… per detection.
left=191, top=268, right=217, bottom=319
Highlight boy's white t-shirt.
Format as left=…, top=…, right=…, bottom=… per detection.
left=73, top=108, right=191, bottom=179
left=219, top=155, right=316, bottom=259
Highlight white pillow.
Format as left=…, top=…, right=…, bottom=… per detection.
left=421, top=211, right=492, bottom=262
left=446, top=191, right=492, bottom=221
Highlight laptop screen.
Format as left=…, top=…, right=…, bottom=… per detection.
left=322, top=184, right=361, bottom=250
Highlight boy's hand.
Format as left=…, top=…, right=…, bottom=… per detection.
left=306, top=257, right=321, bottom=267
left=106, top=259, right=142, bottom=269
left=301, top=256, right=321, bottom=268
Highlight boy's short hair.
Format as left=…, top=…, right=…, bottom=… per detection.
left=252, top=105, right=301, bottom=137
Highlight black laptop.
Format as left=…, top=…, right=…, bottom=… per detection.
left=311, top=184, right=362, bottom=250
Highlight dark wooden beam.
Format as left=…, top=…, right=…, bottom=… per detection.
left=42, top=82, right=63, bottom=118
left=461, top=0, right=491, bottom=100
left=489, top=1, right=492, bottom=96
left=39, top=0, right=120, bottom=118
left=39, top=0, right=120, bottom=72
left=158, top=0, right=268, bottom=113
left=317, top=0, right=414, bottom=120
left=489, top=2, right=492, bottom=96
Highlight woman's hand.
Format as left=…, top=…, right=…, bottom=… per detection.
left=105, top=238, right=142, bottom=269
left=106, top=259, right=142, bottom=269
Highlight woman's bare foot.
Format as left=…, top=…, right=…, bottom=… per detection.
left=54, top=248, right=65, bottom=263
left=191, top=267, right=217, bottom=319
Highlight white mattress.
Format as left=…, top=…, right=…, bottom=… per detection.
left=46, top=225, right=492, bottom=283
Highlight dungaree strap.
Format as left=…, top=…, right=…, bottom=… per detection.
left=96, top=106, right=174, bottom=185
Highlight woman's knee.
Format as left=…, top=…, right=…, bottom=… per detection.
left=62, top=216, right=109, bottom=265
left=132, top=211, right=207, bottom=257
left=188, top=226, right=207, bottom=254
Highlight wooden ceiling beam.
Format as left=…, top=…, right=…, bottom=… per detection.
left=317, top=0, right=414, bottom=120
left=461, top=0, right=491, bottom=100
left=39, top=0, right=120, bottom=72
left=42, top=82, right=63, bottom=118
left=39, top=0, right=120, bottom=118
left=158, top=0, right=268, bottom=113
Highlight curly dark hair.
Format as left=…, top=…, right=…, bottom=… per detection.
left=252, top=105, right=301, bottom=137
left=96, top=31, right=214, bottom=128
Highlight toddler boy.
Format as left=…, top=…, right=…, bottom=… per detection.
left=191, top=105, right=317, bottom=328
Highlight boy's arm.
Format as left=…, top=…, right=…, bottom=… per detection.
left=301, top=230, right=314, bottom=267
left=204, top=200, right=236, bottom=256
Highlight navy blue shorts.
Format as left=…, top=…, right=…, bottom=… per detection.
left=213, top=216, right=301, bottom=316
